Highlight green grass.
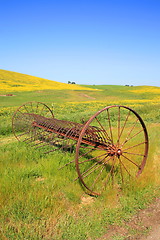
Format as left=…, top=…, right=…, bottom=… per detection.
left=0, top=83, right=160, bottom=239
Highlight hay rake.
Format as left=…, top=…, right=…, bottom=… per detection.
left=12, top=102, right=149, bottom=196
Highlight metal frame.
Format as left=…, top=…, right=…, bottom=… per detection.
left=12, top=102, right=149, bottom=196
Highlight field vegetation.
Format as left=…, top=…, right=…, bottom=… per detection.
left=0, top=70, right=160, bottom=239
left=0, top=69, right=95, bottom=92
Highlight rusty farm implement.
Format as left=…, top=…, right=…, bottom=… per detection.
left=12, top=102, right=149, bottom=196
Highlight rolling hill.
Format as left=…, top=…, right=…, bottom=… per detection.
left=0, top=69, right=94, bottom=92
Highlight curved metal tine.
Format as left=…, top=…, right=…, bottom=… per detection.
left=29, top=129, right=53, bottom=145
left=79, top=145, right=97, bottom=150
left=95, top=116, right=112, bottom=142
left=121, top=154, right=140, bottom=168
left=24, top=135, right=39, bottom=144
left=12, top=120, right=31, bottom=133
left=32, top=140, right=44, bottom=146
left=107, top=109, right=114, bottom=144
left=44, top=141, right=65, bottom=154
left=24, top=129, right=45, bottom=143
left=123, top=141, right=146, bottom=151
left=44, top=148, right=58, bottom=154
left=30, top=132, right=50, bottom=145
left=121, top=118, right=139, bottom=146
left=95, top=130, right=107, bottom=144
left=16, top=111, right=33, bottom=123
left=23, top=130, right=34, bottom=144
left=58, top=159, right=75, bottom=170
left=49, top=136, right=67, bottom=145
left=78, top=148, right=97, bottom=159
left=59, top=145, right=98, bottom=170
left=64, top=138, right=74, bottom=153
left=23, top=131, right=36, bottom=142
left=34, top=142, right=50, bottom=149
left=35, top=137, right=62, bottom=148
left=65, top=126, right=76, bottom=138
left=16, top=130, right=31, bottom=137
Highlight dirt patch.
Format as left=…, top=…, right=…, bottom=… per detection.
left=36, top=91, right=43, bottom=93
left=35, top=177, right=45, bottom=182
left=0, top=136, right=17, bottom=145
left=0, top=94, right=15, bottom=96
left=98, top=198, right=160, bottom=240
left=79, top=93, right=96, bottom=99
left=80, top=195, right=95, bottom=206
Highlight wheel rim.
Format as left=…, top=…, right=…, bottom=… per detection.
left=75, top=105, right=149, bottom=196
left=12, top=102, right=54, bottom=142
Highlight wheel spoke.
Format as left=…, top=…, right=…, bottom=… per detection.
left=78, top=148, right=95, bottom=159
left=107, top=109, right=114, bottom=144
left=78, top=153, right=107, bottom=165
left=75, top=105, right=148, bottom=195
left=39, top=105, right=45, bottom=116
left=123, top=151, right=145, bottom=157
left=79, top=145, right=96, bottom=150
left=23, top=105, right=30, bottom=114
left=91, top=165, right=106, bottom=191
left=59, top=159, right=75, bottom=169
left=16, top=112, right=33, bottom=123
left=95, top=117, right=111, bottom=142
left=30, top=102, right=34, bottom=113
left=119, top=158, right=124, bottom=184
left=79, top=155, right=108, bottom=180
left=121, top=154, right=140, bottom=168
left=35, top=102, right=39, bottom=113
left=122, top=129, right=143, bottom=146
left=119, top=110, right=131, bottom=141
left=104, top=156, right=116, bottom=186
left=123, top=141, right=146, bottom=151
left=119, top=157, right=131, bottom=176
left=117, top=106, right=120, bottom=146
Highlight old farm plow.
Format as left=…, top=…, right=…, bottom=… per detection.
left=12, top=102, right=149, bottom=195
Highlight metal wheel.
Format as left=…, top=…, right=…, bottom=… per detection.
left=12, top=102, right=54, bottom=142
left=75, top=105, right=149, bottom=196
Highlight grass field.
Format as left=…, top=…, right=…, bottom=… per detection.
left=0, top=70, right=160, bottom=239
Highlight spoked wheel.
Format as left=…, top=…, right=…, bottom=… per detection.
left=12, top=102, right=54, bottom=142
left=75, top=105, right=149, bottom=196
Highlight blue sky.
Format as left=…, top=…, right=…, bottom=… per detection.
left=0, top=0, right=160, bottom=86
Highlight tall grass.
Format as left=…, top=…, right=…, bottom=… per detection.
left=0, top=84, right=160, bottom=239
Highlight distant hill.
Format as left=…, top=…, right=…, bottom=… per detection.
left=0, top=69, right=94, bottom=92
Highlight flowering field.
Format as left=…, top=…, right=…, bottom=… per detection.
left=0, top=69, right=95, bottom=92
left=0, top=76, right=160, bottom=239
